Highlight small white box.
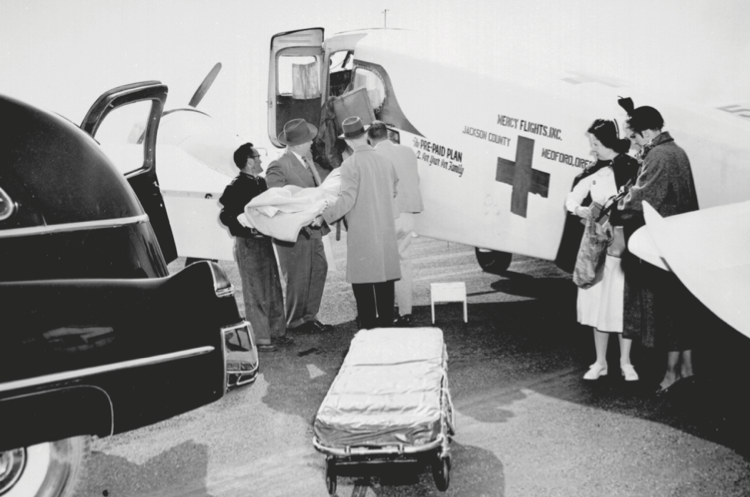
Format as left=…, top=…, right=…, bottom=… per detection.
left=430, top=282, right=467, bottom=324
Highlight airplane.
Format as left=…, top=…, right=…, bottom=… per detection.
left=83, top=27, right=749, bottom=334
left=266, top=27, right=750, bottom=277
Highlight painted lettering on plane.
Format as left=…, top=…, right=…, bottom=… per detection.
left=413, top=137, right=465, bottom=177
left=540, top=148, right=593, bottom=169
left=497, top=114, right=563, bottom=141
left=495, top=136, right=550, bottom=218
left=462, top=126, right=511, bottom=146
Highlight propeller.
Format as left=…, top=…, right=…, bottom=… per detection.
left=188, top=62, right=222, bottom=108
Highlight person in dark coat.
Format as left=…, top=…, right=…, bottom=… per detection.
left=613, top=98, right=700, bottom=394
left=220, top=143, right=289, bottom=352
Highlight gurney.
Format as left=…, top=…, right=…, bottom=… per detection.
left=313, top=327, right=455, bottom=494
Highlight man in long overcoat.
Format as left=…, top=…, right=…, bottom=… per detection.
left=368, top=121, right=424, bottom=326
left=320, top=116, right=401, bottom=329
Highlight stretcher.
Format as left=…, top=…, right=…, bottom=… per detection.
left=313, top=327, right=455, bottom=494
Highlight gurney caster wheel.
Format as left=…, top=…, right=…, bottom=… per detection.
left=325, top=457, right=337, bottom=495
left=432, top=454, right=451, bottom=491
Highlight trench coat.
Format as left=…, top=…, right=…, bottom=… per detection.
left=322, top=144, right=401, bottom=284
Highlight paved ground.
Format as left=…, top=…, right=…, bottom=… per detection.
left=74, top=234, right=750, bottom=497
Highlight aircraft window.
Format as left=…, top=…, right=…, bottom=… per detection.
left=278, top=55, right=321, bottom=99
left=352, top=66, right=385, bottom=112
left=94, top=100, right=152, bottom=176
left=328, top=51, right=353, bottom=97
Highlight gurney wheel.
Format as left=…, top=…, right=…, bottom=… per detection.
left=325, top=457, right=337, bottom=495
left=432, top=454, right=451, bottom=491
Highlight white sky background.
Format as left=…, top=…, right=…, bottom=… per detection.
left=1, top=0, right=749, bottom=154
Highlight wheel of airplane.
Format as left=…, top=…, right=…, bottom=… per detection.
left=475, top=248, right=512, bottom=275
left=0, top=436, right=89, bottom=497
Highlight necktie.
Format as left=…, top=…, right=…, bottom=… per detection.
left=302, top=155, right=320, bottom=187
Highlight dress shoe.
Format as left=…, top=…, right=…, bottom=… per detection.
left=620, top=363, right=639, bottom=381
left=394, top=314, right=412, bottom=327
left=307, top=320, right=334, bottom=333
left=583, top=362, right=608, bottom=380
left=273, top=335, right=294, bottom=346
left=257, top=343, right=278, bottom=352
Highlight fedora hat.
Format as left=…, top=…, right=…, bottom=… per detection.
left=278, top=118, right=318, bottom=146
left=338, top=116, right=369, bottom=139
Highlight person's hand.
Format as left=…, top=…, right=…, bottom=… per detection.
left=575, top=206, right=593, bottom=220
left=311, top=215, right=324, bottom=227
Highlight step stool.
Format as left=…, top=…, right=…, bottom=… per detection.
left=430, top=282, right=467, bottom=324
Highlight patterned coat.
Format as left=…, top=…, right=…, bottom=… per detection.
left=615, top=132, right=699, bottom=348
left=322, top=144, right=401, bottom=284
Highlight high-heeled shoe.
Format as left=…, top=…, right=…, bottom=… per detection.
left=583, top=362, right=608, bottom=380
left=620, top=363, right=639, bottom=382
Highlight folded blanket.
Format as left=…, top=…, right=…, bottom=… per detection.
left=239, top=170, right=341, bottom=242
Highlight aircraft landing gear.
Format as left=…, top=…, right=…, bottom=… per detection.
left=475, top=248, right=512, bottom=275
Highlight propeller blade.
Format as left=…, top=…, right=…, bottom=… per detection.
left=188, top=62, right=222, bottom=108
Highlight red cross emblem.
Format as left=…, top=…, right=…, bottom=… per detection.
left=495, top=136, right=550, bottom=217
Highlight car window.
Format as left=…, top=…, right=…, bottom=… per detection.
left=95, top=100, right=152, bottom=176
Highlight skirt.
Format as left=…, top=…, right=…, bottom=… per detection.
left=577, top=254, right=624, bottom=332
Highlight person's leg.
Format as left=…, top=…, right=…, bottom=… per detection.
left=680, top=349, right=694, bottom=379
left=352, top=283, right=377, bottom=329
left=303, top=237, right=328, bottom=324
left=374, top=280, right=395, bottom=328
left=583, top=329, right=609, bottom=380
left=257, top=239, right=287, bottom=341
left=236, top=238, right=272, bottom=346
left=660, top=351, right=682, bottom=389
left=619, top=335, right=633, bottom=365
left=394, top=215, right=414, bottom=317
left=274, top=236, right=311, bottom=330
left=618, top=335, right=639, bottom=381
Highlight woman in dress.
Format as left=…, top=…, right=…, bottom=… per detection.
left=566, top=119, right=640, bottom=381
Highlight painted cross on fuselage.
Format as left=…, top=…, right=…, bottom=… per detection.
left=496, top=136, right=550, bottom=217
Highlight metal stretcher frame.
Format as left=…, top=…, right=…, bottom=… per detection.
left=312, top=327, right=455, bottom=493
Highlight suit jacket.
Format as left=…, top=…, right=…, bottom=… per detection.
left=374, top=140, right=424, bottom=214
left=266, top=149, right=330, bottom=237
left=322, top=144, right=400, bottom=284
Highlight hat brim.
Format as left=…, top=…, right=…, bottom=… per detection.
left=338, top=124, right=370, bottom=139
left=279, top=122, right=318, bottom=146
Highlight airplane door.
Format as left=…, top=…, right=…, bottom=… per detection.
left=268, top=28, right=325, bottom=147
left=81, top=81, right=178, bottom=263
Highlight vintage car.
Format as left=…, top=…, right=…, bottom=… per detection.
left=0, top=84, right=257, bottom=497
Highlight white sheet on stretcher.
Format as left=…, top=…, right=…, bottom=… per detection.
left=313, top=327, right=450, bottom=449
left=238, top=170, right=341, bottom=243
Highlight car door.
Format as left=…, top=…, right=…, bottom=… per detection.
left=268, top=27, right=325, bottom=147
left=81, top=81, right=178, bottom=263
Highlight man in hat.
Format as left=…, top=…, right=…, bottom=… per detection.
left=319, top=116, right=401, bottom=329
left=368, top=120, right=424, bottom=326
left=266, top=118, right=333, bottom=334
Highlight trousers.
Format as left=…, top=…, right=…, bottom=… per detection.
left=394, top=214, right=416, bottom=315
left=274, top=234, right=328, bottom=329
left=234, top=236, right=286, bottom=345
left=352, top=280, right=395, bottom=330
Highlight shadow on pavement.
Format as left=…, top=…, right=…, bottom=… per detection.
left=76, top=440, right=213, bottom=497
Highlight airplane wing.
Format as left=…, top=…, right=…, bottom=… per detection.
left=632, top=201, right=750, bottom=337
left=157, top=144, right=235, bottom=261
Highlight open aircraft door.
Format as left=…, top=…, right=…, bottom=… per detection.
left=81, top=81, right=178, bottom=263
left=268, top=28, right=325, bottom=147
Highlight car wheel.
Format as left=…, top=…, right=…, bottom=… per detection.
left=475, top=248, right=512, bottom=275
left=0, top=436, right=89, bottom=497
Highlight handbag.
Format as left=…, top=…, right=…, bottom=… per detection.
left=572, top=216, right=610, bottom=288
